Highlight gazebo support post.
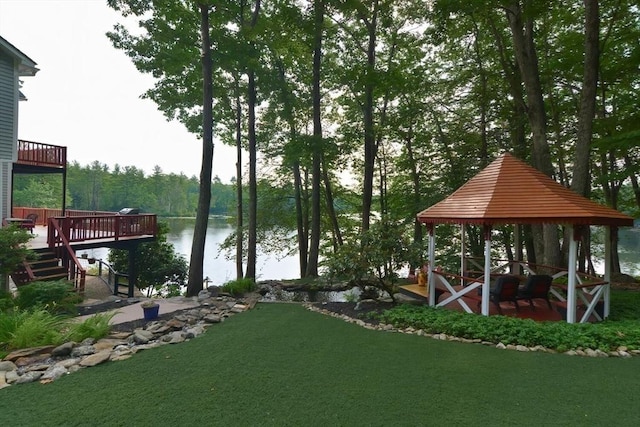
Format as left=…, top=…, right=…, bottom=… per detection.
left=460, top=226, right=466, bottom=286
left=481, top=224, right=491, bottom=316
left=566, top=225, right=580, bottom=323
left=604, top=226, right=612, bottom=318
left=427, top=224, right=437, bottom=306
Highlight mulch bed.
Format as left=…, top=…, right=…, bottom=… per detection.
left=311, top=301, right=398, bottom=325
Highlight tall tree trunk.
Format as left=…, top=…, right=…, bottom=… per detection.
left=245, top=0, right=261, bottom=280
left=321, top=153, right=343, bottom=249
left=187, top=4, right=214, bottom=296
left=294, top=161, right=308, bottom=276
left=403, top=125, right=423, bottom=263
left=246, top=67, right=257, bottom=280
left=361, top=1, right=378, bottom=233
left=234, top=76, right=244, bottom=280
left=273, top=57, right=308, bottom=277
left=306, top=0, right=324, bottom=277
left=505, top=1, right=560, bottom=268
left=572, top=0, right=599, bottom=197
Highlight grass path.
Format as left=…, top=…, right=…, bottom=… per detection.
left=2, top=303, right=640, bottom=426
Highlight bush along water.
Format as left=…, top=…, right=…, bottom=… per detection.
left=221, top=278, right=256, bottom=296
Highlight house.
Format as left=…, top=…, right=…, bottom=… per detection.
left=0, top=35, right=38, bottom=221
left=1, top=35, right=157, bottom=296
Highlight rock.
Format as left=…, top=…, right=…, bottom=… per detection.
left=165, top=318, right=186, bottom=329
left=14, top=354, right=51, bottom=367
left=52, top=342, right=75, bottom=357
left=109, top=332, right=131, bottom=340
left=15, top=371, right=43, bottom=384
left=55, top=358, right=81, bottom=369
left=162, top=331, right=186, bottom=344
left=0, top=361, right=17, bottom=372
left=5, top=370, right=20, bottom=384
left=40, top=365, right=68, bottom=382
left=4, top=345, right=55, bottom=362
left=496, top=343, right=507, bottom=350
left=26, top=363, right=53, bottom=372
left=71, top=345, right=95, bottom=357
left=131, top=330, right=155, bottom=344
left=203, top=314, right=222, bottom=324
left=515, top=345, right=530, bottom=352
left=585, top=349, right=598, bottom=357
left=93, top=339, right=127, bottom=352
left=80, top=338, right=96, bottom=346
left=80, top=351, right=111, bottom=367
left=565, top=350, right=578, bottom=356
left=197, top=289, right=211, bottom=301
left=0, top=372, right=9, bottom=389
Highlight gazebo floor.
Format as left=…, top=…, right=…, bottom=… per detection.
left=399, top=284, right=601, bottom=322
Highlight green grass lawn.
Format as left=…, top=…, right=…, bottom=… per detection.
left=2, top=303, right=640, bottom=426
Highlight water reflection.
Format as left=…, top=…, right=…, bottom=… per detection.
left=79, top=217, right=300, bottom=286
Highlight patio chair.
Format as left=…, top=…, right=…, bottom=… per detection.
left=517, top=274, right=553, bottom=310
left=20, top=213, right=38, bottom=233
left=478, top=275, right=520, bottom=315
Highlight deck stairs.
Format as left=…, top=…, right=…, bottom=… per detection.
left=12, top=249, right=69, bottom=286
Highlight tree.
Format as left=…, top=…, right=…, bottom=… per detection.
left=109, top=223, right=188, bottom=297
left=0, top=226, right=33, bottom=293
left=187, top=2, right=215, bottom=296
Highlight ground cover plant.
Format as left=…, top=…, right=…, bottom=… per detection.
left=0, top=284, right=115, bottom=358
left=376, top=290, right=640, bottom=352
left=221, top=277, right=256, bottom=296
left=2, top=303, right=640, bottom=426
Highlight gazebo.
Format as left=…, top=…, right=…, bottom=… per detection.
left=416, top=153, right=634, bottom=323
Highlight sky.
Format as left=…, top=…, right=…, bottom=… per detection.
left=0, top=0, right=238, bottom=182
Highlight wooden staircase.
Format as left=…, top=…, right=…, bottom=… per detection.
left=12, top=248, right=83, bottom=291
left=27, top=249, right=69, bottom=282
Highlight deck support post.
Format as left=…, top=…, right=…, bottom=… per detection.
left=427, top=224, right=436, bottom=306
left=127, top=244, right=139, bottom=298
left=566, top=225, right=579, bottom=323
left=481, top=224, right=491, bottom=316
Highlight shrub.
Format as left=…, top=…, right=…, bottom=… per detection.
left=376, top=293, right=640, bottom=353
left=15, top=280, right=81, bottom=314
left=221, top=278, right=256, bottom=296
left=4, top=309, right=66, bottom=350
left=65, top=312, right=116, bottom=342
left=0, top=290, right=15, bottom=312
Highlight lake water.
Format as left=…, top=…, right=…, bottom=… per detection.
left=78, top=219, right=640, bottom=285
left=78, top=217, right=300, bottom=286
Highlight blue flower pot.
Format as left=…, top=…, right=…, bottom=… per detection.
left=143, top=304, right=160, bottom=320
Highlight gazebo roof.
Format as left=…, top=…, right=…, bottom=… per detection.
left=417, top=153, right=634, bottom=227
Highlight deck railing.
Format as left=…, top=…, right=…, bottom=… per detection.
left=48, top=219, right=86, bottom=292
left=12, top=208, right=115, bottom=226
left=17, top=140, right=66, bottom=168
left=47, top=214, right=157, bottom=246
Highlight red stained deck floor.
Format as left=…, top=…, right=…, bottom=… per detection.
left=400, top=284, right=601, bottom=322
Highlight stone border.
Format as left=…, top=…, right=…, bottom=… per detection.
left=0, top=295, right=256, bottom=390
left=304, top=303, right=639, bottom=359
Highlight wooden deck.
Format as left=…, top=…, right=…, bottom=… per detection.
left=400, top=283, right=571, bottom=322
left=27, top=225, right=155, bottom=251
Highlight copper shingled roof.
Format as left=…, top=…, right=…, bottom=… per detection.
left=416, top=153, right=634, bottom=226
